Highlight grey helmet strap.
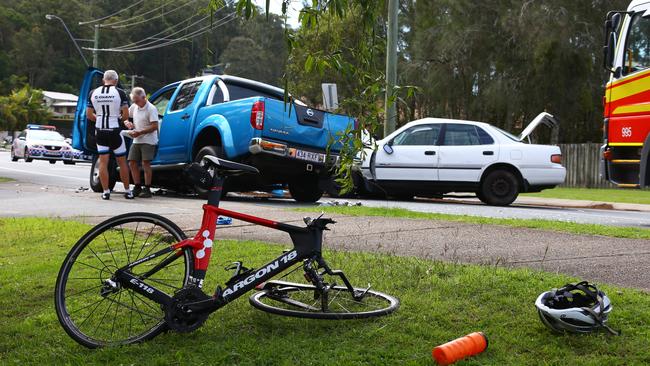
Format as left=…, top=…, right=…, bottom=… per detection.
left=580, top=292, right=620, bottom=336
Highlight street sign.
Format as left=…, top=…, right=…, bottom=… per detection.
left=321, top=83, right=338, bottom=111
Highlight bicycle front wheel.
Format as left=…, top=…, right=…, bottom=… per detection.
left=249, top=281, right=399, bottom=319
left=55, top=212, right=193, bottom=348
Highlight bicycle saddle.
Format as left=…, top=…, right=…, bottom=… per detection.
left=202, top=155, right=259, bottom=176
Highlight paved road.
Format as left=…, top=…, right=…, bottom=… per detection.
left=1, top=151, right=649, bottom=290
left=1, top=151, right=649, bottom=228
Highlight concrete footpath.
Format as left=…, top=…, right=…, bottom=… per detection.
left=437, top=194, right=650, bottom=212
left=516, top=196, right=650, bottom=212
left=1, top=182, right=649, bottom=291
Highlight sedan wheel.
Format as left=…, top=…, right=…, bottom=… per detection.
left=479, top=170, right=519, bottom=206
left=11, top=147, right=18, bottom=162
left=24, top=148, right=33, bottom=162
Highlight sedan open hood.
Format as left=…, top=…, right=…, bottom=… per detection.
left=518, top=112, right=559, bottom=142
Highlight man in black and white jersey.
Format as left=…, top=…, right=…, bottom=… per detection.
left=86, top=70, right=134, bottom=200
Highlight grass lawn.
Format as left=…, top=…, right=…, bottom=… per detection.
left=1, top=217, right=649, bottom=365
left=297, top=206, right=650, bottom=240
left=0, top=177, right=14, bottom=183
left=523, top=187, right=650, bottom=205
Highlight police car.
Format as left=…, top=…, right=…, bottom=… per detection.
left=10, top=125, right=75, bottom=164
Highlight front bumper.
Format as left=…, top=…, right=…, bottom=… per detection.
left=28, top=147, right=74, bottom=160
left=249, top=138, right=339, bottom=168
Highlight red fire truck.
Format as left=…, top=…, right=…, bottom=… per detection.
left=602, top=1, right=650, bottom=187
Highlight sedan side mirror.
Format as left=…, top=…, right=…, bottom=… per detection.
left=383, top=144, right=394, bottom=155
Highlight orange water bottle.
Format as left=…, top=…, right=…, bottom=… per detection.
left=432, top=332, right=488, bottom=366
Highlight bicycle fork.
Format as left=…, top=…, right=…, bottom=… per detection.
left=302, top=256, right=372, bottom=306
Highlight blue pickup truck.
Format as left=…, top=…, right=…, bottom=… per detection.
left=73, top=68, right=355, bottom=202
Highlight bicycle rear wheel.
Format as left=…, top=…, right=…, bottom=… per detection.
left=55, top=212, right=193, bottom=348
left=249, top=281, right=399, bottom=319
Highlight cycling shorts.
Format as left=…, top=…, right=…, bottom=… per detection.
left=95, top=129, right=127, bottom=157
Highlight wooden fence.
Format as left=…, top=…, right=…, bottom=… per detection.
left=557, top=143, right=613, bottom=188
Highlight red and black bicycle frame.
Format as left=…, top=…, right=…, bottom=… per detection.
left=114, top=175, right=331, bottom=313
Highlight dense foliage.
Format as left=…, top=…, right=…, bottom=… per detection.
left=0, top=0, right=287, bottom=94
left=0, top=0, right=632, bottom=143
left=0, top=84, right=50, bottom=131
left=277, top=0, right=630, bottom=144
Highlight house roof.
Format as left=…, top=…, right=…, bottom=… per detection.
left=52, top=101, right=78, bottom=107
left=42, top=91, right=78, bottom=102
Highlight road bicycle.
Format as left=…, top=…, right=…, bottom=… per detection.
left=54, top=155, right=399, bottom=348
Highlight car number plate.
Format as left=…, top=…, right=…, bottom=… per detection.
left=291, top=149, right=325, bottom=163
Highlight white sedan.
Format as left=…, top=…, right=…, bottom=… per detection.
left=359, top=113, right=566, bottom=206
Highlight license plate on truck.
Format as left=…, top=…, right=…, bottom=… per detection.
left=289, top=148, right=326, bottom=163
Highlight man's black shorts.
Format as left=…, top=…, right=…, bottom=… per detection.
left=95, top=129, right=126, bottom=156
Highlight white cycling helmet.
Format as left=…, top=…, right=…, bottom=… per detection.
left=535, top=281, right=618, bottom=335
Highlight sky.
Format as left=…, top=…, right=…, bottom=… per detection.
left=252, top=0, right=302, bottom=28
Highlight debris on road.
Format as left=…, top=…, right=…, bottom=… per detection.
left=319, top=200, right=362, bottom=207
left=217, top=216, right=232, bottom=225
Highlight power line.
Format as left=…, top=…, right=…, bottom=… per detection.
left=101, top=0, right=175, bottom=27
left=104, top=6, right=227, bottom=51
left=112, top=13, right=210, bottom=50
left=116, top=14, right=237, bottom=52
left=78, top=0, right=145, bottom=25
left=110, top=14, right=201, bottom=49
left=85, top=13, right=237, bottom=52
left=109, top=0, right=200, bottom=29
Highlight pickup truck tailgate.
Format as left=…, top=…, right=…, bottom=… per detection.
left=262, top=101, right=353, bottom=152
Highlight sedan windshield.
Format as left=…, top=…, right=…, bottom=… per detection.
left=28, top=130, right=65, bottom=141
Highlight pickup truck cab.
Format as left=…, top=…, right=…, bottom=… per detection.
left=73, top=68, right=355, bottom=202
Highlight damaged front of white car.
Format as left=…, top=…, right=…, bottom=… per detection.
left=358, top=112, right=566, bottom=206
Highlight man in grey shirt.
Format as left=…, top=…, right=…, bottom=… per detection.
left=125, top=87, right=159, bottom=198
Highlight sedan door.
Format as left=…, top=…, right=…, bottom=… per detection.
left=438, top=123, right=498, bottom=182
left=373, top=124, right=441, bottom=181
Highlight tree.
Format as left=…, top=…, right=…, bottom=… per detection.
left=0, top=85, right=51, bottom=131
left=220, top=36, right=271, bottom=83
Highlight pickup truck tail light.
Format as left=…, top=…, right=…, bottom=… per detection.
left=251, top=101, right=265, bottom=130
left=551, top=154, right=562, bottom=164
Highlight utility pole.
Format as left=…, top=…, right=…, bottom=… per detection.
left=384, top=0, right=399, bottom=137
left=93, top=25, right=100, bottom=68
left=127, top=75, right=144, bottom=90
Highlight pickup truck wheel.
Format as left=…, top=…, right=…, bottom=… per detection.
left=193, top=146, right=228, bottom=199
left=479, top=170, right=519, bottom=206
left=289, top=175, right=323, bottom=203
left=325, top=176, right=356, bottom=198
left=90, top=155, right=117, bottom=193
